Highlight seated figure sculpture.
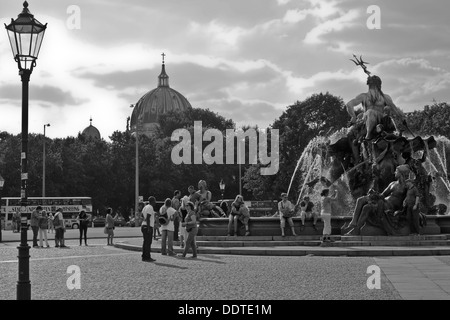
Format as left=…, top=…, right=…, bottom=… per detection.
left=345, top=164, right=410, bottom=235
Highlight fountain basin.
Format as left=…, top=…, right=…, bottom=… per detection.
left=197, top=215, right=450, bottom=237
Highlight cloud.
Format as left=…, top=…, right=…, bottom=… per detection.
left=0, top=0, right=450, bottom=141
left=304, top=9, right=360, bottom=45
left=0, top=84, right=88, bottom=106
left=206, top=98, right=281, bottom=128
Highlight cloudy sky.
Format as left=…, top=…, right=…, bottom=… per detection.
left=0, top=0, right=449, bottom=140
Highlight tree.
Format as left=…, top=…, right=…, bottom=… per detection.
left=243, top=92, right=349, bottom=200
left=157, top=107, right=235, bottom=137
left=406, top=102, right=450, bottom=139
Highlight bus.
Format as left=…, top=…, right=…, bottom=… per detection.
left=0, top=197, right=93, bottom=230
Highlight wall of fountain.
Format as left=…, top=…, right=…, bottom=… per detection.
left=287, top=129, right=450, bottom=216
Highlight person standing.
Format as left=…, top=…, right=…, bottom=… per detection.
left=179, top=202, right=198, bottom=259
left=141, top=197, right=156, bottom=262
left=47, top=211, right=54, bottom=233
left=38, top=210, right=50, bottom=248
left=53, top=208, right=66, bottom=248
left=319, top=188, right=338, bottom=243
left=105, top=208, right=115, bottom=246
left=78, top=210, right=91, bottom=246
left=160, top=198, right=177, bottom=256
left=12, top=212, right=20, bottom=233
left=179, top=195, right=189, bottom=248
left=30, top=206, right=42, bottom=248
left=135, top=201, right=144, bottom=227
left=172, top=190, right=181, bottom=241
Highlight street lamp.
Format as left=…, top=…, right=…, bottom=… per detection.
left=219, top=179, right=225, bottom=201
left=42, top=123, right=50, bottom=197
left=0, top=174, right=5, bottom=242
left=5, top=1, right=47, bottom=300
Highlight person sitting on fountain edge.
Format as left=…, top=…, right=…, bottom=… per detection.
left=276, top=193, right=297, bottom=237
left=227, top=195, right=250, bottom=236
left=299, top=196, right=318, bottom=232
left=346, top=75, right=405, bottom=141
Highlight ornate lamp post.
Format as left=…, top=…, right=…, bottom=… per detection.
left=42, top=123, right=50, bottom=197
left=0, top=174, right=5, bottom=242
left=219, top=179, right=225, bottom=201
left=5, top=1, right=47, bottom=300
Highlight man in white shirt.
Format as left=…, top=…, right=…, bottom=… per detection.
left=141, top=196, right=156, bottom=262
left=160, top=198, right=177, bottom=256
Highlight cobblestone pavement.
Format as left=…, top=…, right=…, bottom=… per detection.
left=0, top=238, right=402, bottom=300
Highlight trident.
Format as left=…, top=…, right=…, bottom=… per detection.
left=350, top=54, right=371, bottom=76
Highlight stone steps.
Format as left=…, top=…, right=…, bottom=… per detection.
left=188, top=234, right=450, bottom=247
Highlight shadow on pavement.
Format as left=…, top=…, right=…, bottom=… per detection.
left=151, top=262, right=189, bottom=269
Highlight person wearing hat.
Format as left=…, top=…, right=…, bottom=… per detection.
left=53, top=208, right=66, bottom=248
left=159, top=198, right=177, bottom=256
left=346, top=75, right=405, bottom=140
left=30, top=206, right=43, bottom=248
left=277, top=193, right=297, bottom=237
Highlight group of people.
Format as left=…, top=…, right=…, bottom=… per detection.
left=141, top=194, right=199, bottom=262
left=140, top=180, right=255, bottom=261
left=276, top=190, right=338, bottom=242
left=29, top=206, right=91, bottom=248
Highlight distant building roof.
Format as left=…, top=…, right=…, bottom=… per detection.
left=130, top=54, right=192, bottom=136
left=82, top=118, right=101, bottom=140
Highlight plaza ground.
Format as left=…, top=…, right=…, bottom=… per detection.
left=0, top=227, right=449, bottom=300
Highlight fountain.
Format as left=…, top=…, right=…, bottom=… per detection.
left=287, top=56, right=450, bottom=236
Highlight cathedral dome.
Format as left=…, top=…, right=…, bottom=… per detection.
left=130, top=58, right=192, bottom=135
left=82, top=118, right=101, bottom=140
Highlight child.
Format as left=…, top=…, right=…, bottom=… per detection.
left=319, top=188, right=338, bottom=243
left=404, top=179, right=421, bottom=235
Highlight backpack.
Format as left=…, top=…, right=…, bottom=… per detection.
left=53, top=213, right=61, bottom=227
left=158, top=207, right=169, bottom=226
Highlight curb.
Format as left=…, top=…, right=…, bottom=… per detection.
left=114, top=241, right=450, bottom=257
